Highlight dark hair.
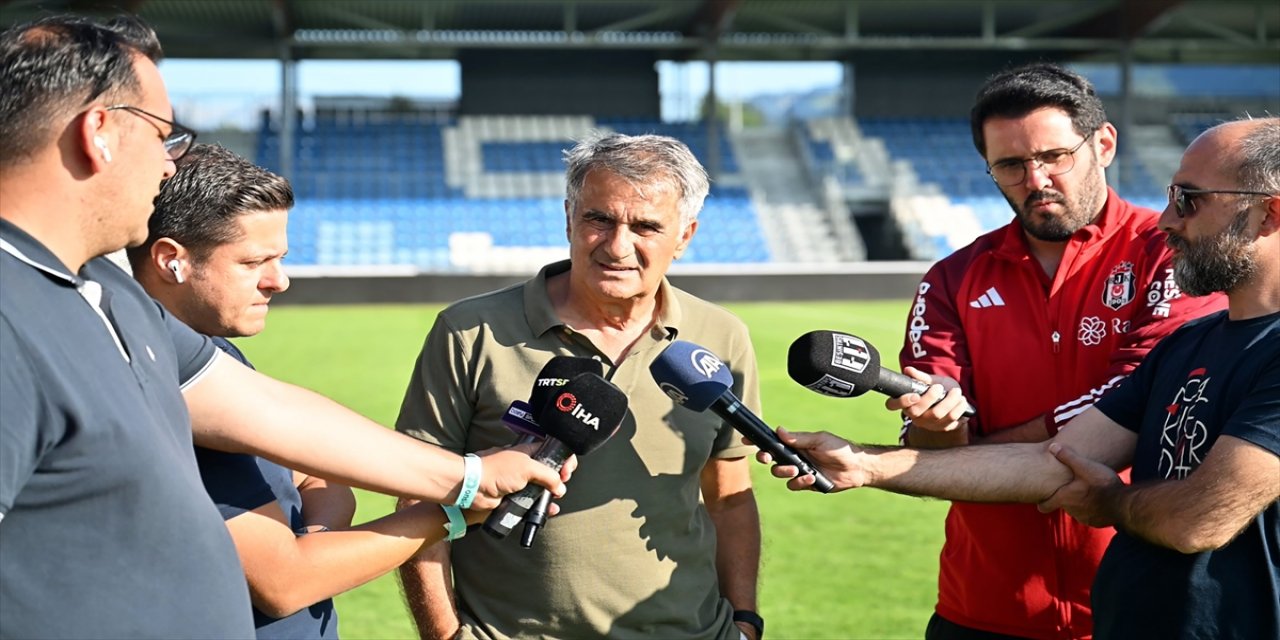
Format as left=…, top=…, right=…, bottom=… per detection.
left=0, top=14, right=163, bottom=167
left=126, top=144, right=294, bottom=267
left=563, top=131, right=710, bottom=229
left=969, top=62, right=1108, bottom=158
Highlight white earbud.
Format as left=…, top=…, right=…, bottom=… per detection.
left=167, top=259, right=184, bottom=284
left=93, top=136, right=112, bottom=163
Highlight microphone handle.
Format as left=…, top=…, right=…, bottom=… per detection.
left=874, top=368, right=977, bottom=418
left=710, top=395, right=835, bottom=493
left=519, top=489, right=553, bottom=548
left=482, top=439, right=573, bottom=539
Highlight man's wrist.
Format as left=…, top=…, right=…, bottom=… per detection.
left=852, top=446, right=887, bottom=489
left=732, top=610, right=764, bottom=639
left=1099, top=481, right=1130, bottom=529
left=440, top=504, right=468, bottom=541
left=453, top=453, right=482, bottom=509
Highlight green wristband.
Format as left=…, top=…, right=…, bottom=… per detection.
left=454, top=453, right=482, bottom=509
left=440, top=504, right=467, bottom=541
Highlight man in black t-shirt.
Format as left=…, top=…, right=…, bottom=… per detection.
left=757, top=117, right=1279, bottom=639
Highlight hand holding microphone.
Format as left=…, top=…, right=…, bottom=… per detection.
left=483, top=372, right=627, bottom=540
left=499, top=356, right=603, bottom=547
left=650, top=340, right=835, bottom=493
left=787, top=330, right=977, bottom=421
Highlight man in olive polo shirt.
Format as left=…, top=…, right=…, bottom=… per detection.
left=396, top=132, right=764, bottom=640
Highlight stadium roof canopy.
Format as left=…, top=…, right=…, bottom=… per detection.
left=2, top=0, right=1277, bottom=64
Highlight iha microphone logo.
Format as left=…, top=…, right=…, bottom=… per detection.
left=691, top=349, right=724, bottom=378
left=555, top=392, right=600, bottom=429
left=555, top=393, right=578, bottom=412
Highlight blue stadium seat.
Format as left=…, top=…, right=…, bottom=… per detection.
left=258, top=117, right=766, bottom=267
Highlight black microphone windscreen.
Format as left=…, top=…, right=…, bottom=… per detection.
left=535, top=372, right=627, bottom=456
left=787, top=330, right=882, bottom=398
left=530, top=356, right=604, bottom=412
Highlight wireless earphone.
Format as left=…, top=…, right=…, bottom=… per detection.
left=93, top=136, right=112, bottom=163
left=167, top=259, right=184, bottom=284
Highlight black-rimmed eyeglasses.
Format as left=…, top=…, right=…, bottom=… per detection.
left=105, top=105, right=197, bottom=161
left=986, top=134, right=1093, bottom=186
left=1167, top=184, right=1276, bottom=219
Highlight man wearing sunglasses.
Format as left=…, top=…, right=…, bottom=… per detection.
left=762, top=116, right=1280, bottom=640
left=0, top=15, right=567, bottom=638
left=888, top=63, right=1226, bottom=639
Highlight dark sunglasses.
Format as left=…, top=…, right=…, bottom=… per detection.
left=1167, top=184, right=1276, bottom=219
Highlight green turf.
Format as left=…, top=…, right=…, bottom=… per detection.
left=237, top=300, right=947, bottom=639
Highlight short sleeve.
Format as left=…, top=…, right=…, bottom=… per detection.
left=1224, top=356, right=1280, bottom=457
left=194, top=447, right=278, bottom=521
left=394, top=314, right=475, bottom=452
left=0, top=317, right=54, bottom=515
left=158, top=301, right=218, bottom=387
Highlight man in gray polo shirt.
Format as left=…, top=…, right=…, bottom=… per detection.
left=396, top=132, right=763, bottom=640
left=0, top=15, right=564, bottom=638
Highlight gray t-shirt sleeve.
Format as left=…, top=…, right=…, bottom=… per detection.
left=157, top=300, right=218, bottom=387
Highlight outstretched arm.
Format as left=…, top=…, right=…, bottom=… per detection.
left=764, top=406, right=1137, bottom=504
left=1039, top=436, right=1279, bottom=553
left=225, top=497, right=471, bottom=619
left=185, top=352, right=566, bottom=507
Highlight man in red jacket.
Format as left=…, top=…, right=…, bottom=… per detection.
left=893, top=63, right=1226, bottom=639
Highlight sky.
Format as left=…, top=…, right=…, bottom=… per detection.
left=159, top=58, right=845, bottom=129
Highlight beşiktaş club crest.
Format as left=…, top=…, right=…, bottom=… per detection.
left=1103, top=261, right=1137, bottom=311
left=831, top=334, right=872, bottom=374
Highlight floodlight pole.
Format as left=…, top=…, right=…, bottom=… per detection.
left=279, top=45, right=297, bottom=183
left=704, top=53, right=722, bottom=182
left=1117, top=41, right=1133, bottom=193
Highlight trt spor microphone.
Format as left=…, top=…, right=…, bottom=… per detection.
left=483, top=372, right=626, bottom=539
left=787, top=330, right=977, bottom=418
left=509, top=356, right=603, bottom=547
left=650, top=340, right=835, bottom=493
left=502, top=356, right=604, bottom=441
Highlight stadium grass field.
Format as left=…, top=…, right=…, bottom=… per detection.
left=238, top=299, right=948, bottom=639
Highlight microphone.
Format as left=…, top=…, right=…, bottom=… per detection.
left=502, top=357, right=603, bottom=547
left=502, top=356, right=605, bottom=442
left=483, top=372, right=627, bottom=540
left=650, top=340, right=835, bottom=493
left=502, top=400, right=544, bottom=440
left=787, top=330, right=977, bottom=418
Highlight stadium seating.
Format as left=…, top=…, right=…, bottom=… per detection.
left=797, top=117, right=866, bottom=188
left=257, top=116, right=769, bottom=270
left=853, top=115, right=1175, bottom=258
left=1163, top=65, right=1280, bottom=99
